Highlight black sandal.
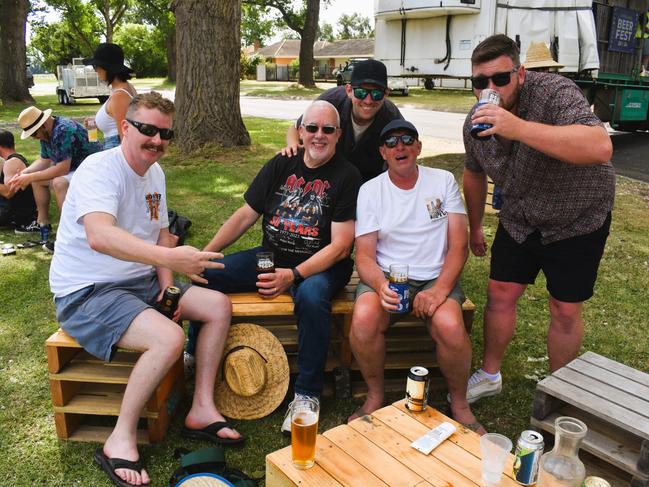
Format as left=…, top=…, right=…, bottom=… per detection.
left=93, top=448, right=149, bottom=487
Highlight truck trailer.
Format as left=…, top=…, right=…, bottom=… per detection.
left=374, top=0, right=649, bottom=130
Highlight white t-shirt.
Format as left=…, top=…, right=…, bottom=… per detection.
left=355, top=165, right=466, bottom=281
left=50, top=146, right=169, bottom=297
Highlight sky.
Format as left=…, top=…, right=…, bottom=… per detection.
left=319, top=0, right=375, bottom=26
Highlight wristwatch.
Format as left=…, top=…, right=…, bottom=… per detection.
left=292, top=267, right=304, bottom=285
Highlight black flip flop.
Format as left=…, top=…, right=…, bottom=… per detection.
left=93, top=448, right=149, bottom=487
left=180, top=421, right=246, bottom=446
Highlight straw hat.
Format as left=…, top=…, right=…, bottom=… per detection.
left=524, top=42, right=564, bottom=70
left=18, top=106, right=52, bottom=139
left=214, top=323, right=289, bottom=420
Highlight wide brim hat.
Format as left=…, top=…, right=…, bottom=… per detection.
left=524, top=42, right=564, bottom=70
left=83, top=43, right=134, bottom=74
left=18, top=106, right=52, bottom=139
left=214, top=323, right=289, bottom=420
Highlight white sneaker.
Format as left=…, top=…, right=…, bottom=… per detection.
left=641, top=69, right=649, bottom=77
left=447, top=369, right=502, bottom=404
left=281, top=393, right=320, bottom=436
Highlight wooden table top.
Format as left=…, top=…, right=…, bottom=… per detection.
left=266, top=399, right=519, bottom=487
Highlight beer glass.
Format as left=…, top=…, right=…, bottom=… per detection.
left=255, top=251, right=275, bottom=296
left=291, top=397, right=319, bottom=469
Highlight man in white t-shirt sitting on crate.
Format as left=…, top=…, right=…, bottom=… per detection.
left=348, top=119, right=485, bottom=434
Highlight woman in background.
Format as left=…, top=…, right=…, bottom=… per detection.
left=83, top=43, right=137, bottom=149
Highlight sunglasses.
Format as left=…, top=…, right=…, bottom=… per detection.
left=302, top=123, right=337, bottom=135
left=470, top=69, right=518, bottom=90
left=383, top=134, right=416, bottom=148
left=126, top=119, right=174, bottom=140
left=353, top=87, right=386, bottom=102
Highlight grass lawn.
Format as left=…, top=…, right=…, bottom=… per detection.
left=1, top=95, right=648, bottom=486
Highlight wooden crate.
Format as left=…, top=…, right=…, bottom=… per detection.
left=530, top=351, right=649, bottom=486
left=46, top=328, right=184, bottom=444
left=228, top=272, right=475, bottom=396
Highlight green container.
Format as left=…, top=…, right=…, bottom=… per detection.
left=619, top=88, right=649, bottom=121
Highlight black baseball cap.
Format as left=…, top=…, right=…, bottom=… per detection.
left=351, top=59, right=388, bottom=89
left=380, top=119, right=419, bottom=141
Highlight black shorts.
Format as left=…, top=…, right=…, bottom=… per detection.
left=490, top=213, right=611, bottom=303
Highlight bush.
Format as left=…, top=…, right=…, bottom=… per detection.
left=241, top=52, right=264, bottom=80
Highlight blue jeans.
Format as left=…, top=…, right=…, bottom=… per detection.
left=186, top=246, right=353, bottom=397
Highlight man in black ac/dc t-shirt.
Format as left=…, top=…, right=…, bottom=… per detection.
left=186, top=101, right=362, bottom=434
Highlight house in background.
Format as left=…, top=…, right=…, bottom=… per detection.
left=255, top=38, right=375, bottom=81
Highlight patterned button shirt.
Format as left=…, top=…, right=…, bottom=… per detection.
left=463, top=71, right=615, bottom=244
left=40, top=116, right=101, bottom=172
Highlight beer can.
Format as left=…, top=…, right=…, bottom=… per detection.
left=583, top=477, right=611, bottom=487
left=513, top=430, right=544, bottom=485
left=157, top=286, right=181, bottom=321
left=389, top=263, right=409, bottom=313
left=405, top=366, right=429, bottom=412
left=40, top=224, right=50, bottom=243
left=470, top=88, right=501, bottom=139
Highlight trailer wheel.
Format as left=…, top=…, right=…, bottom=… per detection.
left=57, top=91, right=64, bottom=105
left=98, top=96, right=109, bottom=104
left=61, top=92, right=71, bottom=105
left=336, top=75, right=343, bottom=86
left=424, top=78, right=435, bottom=90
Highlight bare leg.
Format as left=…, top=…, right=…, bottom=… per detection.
left=428, top=299, right=485, bottom=434
left=482, top=279, right=527, bottom=374
left=52, top=176, right=69, bottom=211
left=547, top=297, right=583, bottom=372
left=348, top=292, right=390, bottom=420
left=104, top=308, right=185, bottom=486
left=31, top=179, right=51, bottom=224
left=182, top=287, right=241, bottom=441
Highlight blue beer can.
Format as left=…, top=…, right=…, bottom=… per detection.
left=470, top=88, right=500, bottom=139
left=389, top=264, right=409, bottom=313
left=513, top=430, right=544, bottom=485
left=40, top=224, right=50, bottom=243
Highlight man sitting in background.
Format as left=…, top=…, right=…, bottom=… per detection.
left=0, top=130, right=36, bottom=229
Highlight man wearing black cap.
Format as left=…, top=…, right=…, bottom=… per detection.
left=348, top=119, right=484, bottom=434
left=283, top=59, right=402, bottom=182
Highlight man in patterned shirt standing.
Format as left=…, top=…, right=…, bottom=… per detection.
left=462, top=35, right=615, bottom=403
left=10, top=106, right=101, bottom=248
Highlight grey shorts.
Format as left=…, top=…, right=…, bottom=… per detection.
left=55, top=273, right=189, bottom=361
left=355, top=273, right=465, bottom=320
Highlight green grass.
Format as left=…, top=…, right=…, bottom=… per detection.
left=1, top=94, right=648, bottom=486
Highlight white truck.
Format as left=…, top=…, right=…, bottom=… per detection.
left=56, top=58, right=111, bottom=105
left=374, top=0, right=602, bottom=88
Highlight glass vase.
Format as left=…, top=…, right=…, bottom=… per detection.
left=537, top=416, right=587, bottom=487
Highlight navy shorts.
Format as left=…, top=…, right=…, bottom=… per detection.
left=490, top=213, right=611, bottom=303
left=55, top=273, right=189, bottom=361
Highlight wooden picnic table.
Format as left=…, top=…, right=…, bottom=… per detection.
left=266, top=399, right=519, bottom=487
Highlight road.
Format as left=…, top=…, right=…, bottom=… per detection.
left=29, top=81, right=648, bottom=182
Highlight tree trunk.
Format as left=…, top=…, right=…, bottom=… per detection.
left=0, top=0, right=33, bottom=103
left=172, top=0, right=250, bottom=151
left=298, top=0, right=319, bottom=87
left=166, top=25, right=177, bottom=83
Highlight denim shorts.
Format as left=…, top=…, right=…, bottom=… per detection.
left=55, top=273, right=189, bottom=361
left=103, top=135, right=120, bottom=149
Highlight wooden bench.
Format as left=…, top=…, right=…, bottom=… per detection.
left=46, top=329, right=184, bottom=444
left=531, top=351, right=649, bottom=487
left=230, top=273, right=475, bottom=396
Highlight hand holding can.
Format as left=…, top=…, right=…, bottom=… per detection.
left=470, top=89, right=501, bottom=140
left=388, top=264, right=410, bottom=313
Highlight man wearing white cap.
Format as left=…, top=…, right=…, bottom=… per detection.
left=9, top=106, right=100, bottom=249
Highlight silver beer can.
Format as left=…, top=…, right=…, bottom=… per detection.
left=405, top=366, right=429, bottom=412
left=513, top=430, right=544, bottom=485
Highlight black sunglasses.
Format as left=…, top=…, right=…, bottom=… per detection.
left=126, top=119, right=174, bottom=140
left=353, top=87, right=385, bottom=102
left=383, top=134, right=416, bottom=148
left=470, top=69, right=518, bottom=90
left=302, top=123, right=337, bottom=135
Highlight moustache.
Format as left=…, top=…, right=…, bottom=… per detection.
left=141, top=143, right=165, bottom=152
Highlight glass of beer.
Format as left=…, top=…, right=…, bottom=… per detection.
left=291, top=397, right=319, bottom=469
left=87, top=118, right=98, bottom=143
left=256, top=251, right=275, bottom=296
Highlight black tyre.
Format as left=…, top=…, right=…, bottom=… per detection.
left=336, top=75, right=343, bottom=86
left=62, top=92, right=70, bottom=105
left=424, top=78, right=435, bottom=90
left=57, top=91, right=64, bottom=105
left=98, top=96, right=109, bottom=104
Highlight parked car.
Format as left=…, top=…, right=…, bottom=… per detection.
left=26, top=65, right=34, bottom=89
left=335, top=59, right=409, bottom=96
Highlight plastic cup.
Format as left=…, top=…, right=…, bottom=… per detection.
left=480, top=433, right=512, bottom=486
left=87, top=119, right=98, bottom=143
left=291, top=398, right=319, bottom=469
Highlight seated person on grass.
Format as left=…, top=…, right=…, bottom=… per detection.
left=9, top=105, right=101, bottom=249
left=0, top=130, right=36, bottom=229
left=185, top=100, right=362, bottom=435
left=49, top=92, right=242, bottom=487
left=348, top=119, right=486, bottom=435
